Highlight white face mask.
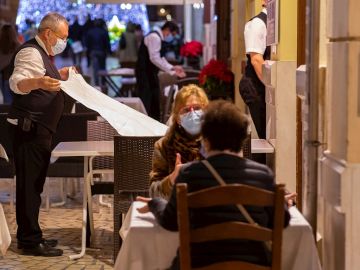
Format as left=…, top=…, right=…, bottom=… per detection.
left=51, top=38, right=67, bottom=55
left=180, top=109, right=203, bottom=136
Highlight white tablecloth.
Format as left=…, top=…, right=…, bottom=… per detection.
left=0, top=203, right=11, bottom=256
left=115, top=202, right=322, bottom=270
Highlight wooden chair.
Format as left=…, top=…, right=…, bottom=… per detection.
left=113, top=135, right=161, bottom=259
left=176, top=183, right=286, bottom=270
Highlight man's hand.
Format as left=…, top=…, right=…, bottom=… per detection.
left=173, top=65, right=186, bottom=78
left=38, top=76, right=61, bottom=91
left=285, top=192, right=297, bottom=208
left=169, top=153, right=182, bottom=184
left=58, top=66, right=77, bottom=80
left=136, top=196, right=151, bottom=213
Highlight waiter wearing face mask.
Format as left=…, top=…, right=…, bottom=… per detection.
left=136, top=21, right=186, bottom=121
left=6, top=12, right=71, bottom=257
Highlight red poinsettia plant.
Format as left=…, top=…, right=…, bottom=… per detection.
left=180, top=40, right=203, bottom=57
left=199, top=59, right=234, bottom=100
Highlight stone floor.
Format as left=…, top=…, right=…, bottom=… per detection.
left=0, top=179, right=115, bottom=270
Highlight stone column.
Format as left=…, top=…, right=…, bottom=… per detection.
left=319, top=0, right=360, bottom=269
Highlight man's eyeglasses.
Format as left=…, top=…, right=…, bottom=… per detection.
left=51, top=29, right=68, bottom=42
left=179, top=104, right=203, bottom=114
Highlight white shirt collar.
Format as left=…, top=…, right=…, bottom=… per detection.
left=35, top=35, right=50, bottom=55
left=262, top=8, right=267, bottom=15
left=155, top=28, right=164, bottom=40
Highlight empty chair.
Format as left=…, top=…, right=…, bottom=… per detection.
left=113, top=135, right=161, bottom=259
left=46, top=112, right=98, bottom=208
left=86, top=120, right=118, bottom=245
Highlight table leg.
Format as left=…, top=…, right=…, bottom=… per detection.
left=87, top=173, right=95, bottom=244
left=69, top=156, right=88, bottom=260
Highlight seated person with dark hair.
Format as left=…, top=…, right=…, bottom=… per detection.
left=137, top=100, right=291, bottom=269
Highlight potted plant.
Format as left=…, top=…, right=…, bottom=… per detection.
left=198, top=59, right=234, bottom=101
left=180, top=40, right=203, bottom=70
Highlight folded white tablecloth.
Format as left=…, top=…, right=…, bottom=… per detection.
left=60, top=69, right=167, bottom=137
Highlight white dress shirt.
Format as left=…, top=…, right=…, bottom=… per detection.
left=9, top=35, right=50, bottom=95
left=144, top=29, right=174, bottom=75
left=244, top=8, right=267, bottom=55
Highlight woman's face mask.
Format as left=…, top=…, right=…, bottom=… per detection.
left=180, top=109, right=203, bottom=136
left=51, top=38, right=67, bottom=55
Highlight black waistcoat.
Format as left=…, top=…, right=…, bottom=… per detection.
left=244, top=12, right=271, bottom=86
left=8, top=38, right=64, bottom=133
left=136, top=31, right=165, bottom=76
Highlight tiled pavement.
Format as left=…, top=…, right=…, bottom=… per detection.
left=0, top=179, right=115, bottom=270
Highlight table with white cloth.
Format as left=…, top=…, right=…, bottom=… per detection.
left=98, top=68, right=136, bottom=97
left=115, top=201, right=322, bottom=270
left=113, top=97, right=147, bottom=115
left=51, top=141, right=113, bottom=260
left=0, top=203, right=11, bottom=256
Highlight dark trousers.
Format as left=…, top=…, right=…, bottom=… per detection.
left=247, top=92, right=266, bottom=140
left=90, top=50, right=106, bottom=86
left=136, top=69, right=160, bottom=121
left=9, top=122, right=52, bottom=247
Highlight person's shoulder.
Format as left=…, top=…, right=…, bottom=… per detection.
left=242, top=158, right=274, bottom=178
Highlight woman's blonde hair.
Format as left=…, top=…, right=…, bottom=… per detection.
left=171, top=84, right=209, bottom=125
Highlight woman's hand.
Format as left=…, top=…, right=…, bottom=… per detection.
left=169, top=153, right=182, bottom=184
left=136, top=196, right=151, bottom=213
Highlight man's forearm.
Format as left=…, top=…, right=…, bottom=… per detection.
left=250, top=53, right=265, bottom=82
left=17, top=78, right=40, bottom=93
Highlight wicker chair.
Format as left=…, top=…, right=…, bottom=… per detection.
left=86, top=120, right=118, bottom=244
left=242, top=133, right=252, bottom=160
left=113, top=135, right=161, bottom=259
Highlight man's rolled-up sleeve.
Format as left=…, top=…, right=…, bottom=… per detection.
left=9, top=47, right=46, bottom=95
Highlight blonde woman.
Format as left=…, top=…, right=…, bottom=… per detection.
left=149, top=84, right=209, bottom=199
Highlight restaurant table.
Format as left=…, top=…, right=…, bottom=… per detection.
left=98, top=68, right=136, bottom=97
left=0, top=203, right=11, bottom=256
left=114, top=201, right=322, bottom=270
left=51, top=141, right=113, bottom=260
left=113, top=97, right=147, bottom=115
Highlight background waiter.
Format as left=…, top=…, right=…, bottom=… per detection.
left=7, top=12, right=72, bottom=257
left=136, top=21, right=185, bottom=121
left=239, top=0, right=269, bottom=140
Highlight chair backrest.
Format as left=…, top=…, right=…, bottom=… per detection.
left=114, top=135, right=161, bottom=193
left=158, top=72, right=178, bottom=123
left=87, top=120, right=118, bottom=170
left=177, top=77, right=199, bottom=89
left=184, top=69, right=201, bottom=78
left=176, top=183, right=285, bottom=270
left=113, top=135, right=161, bottom=258
left=242, top=133, right=252, bottom=160
left=74, top=102, right=98, bottom=114
left=51, top=112, right=98, bottom=149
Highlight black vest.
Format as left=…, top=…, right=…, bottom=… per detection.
left=136, top=31, right=165, bottom=76
left=245, top=12, right=271, bottom=84
left=8, top=39, right=64, bottom=133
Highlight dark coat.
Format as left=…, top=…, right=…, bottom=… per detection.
left=149, top=153, right=290, bottom=269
